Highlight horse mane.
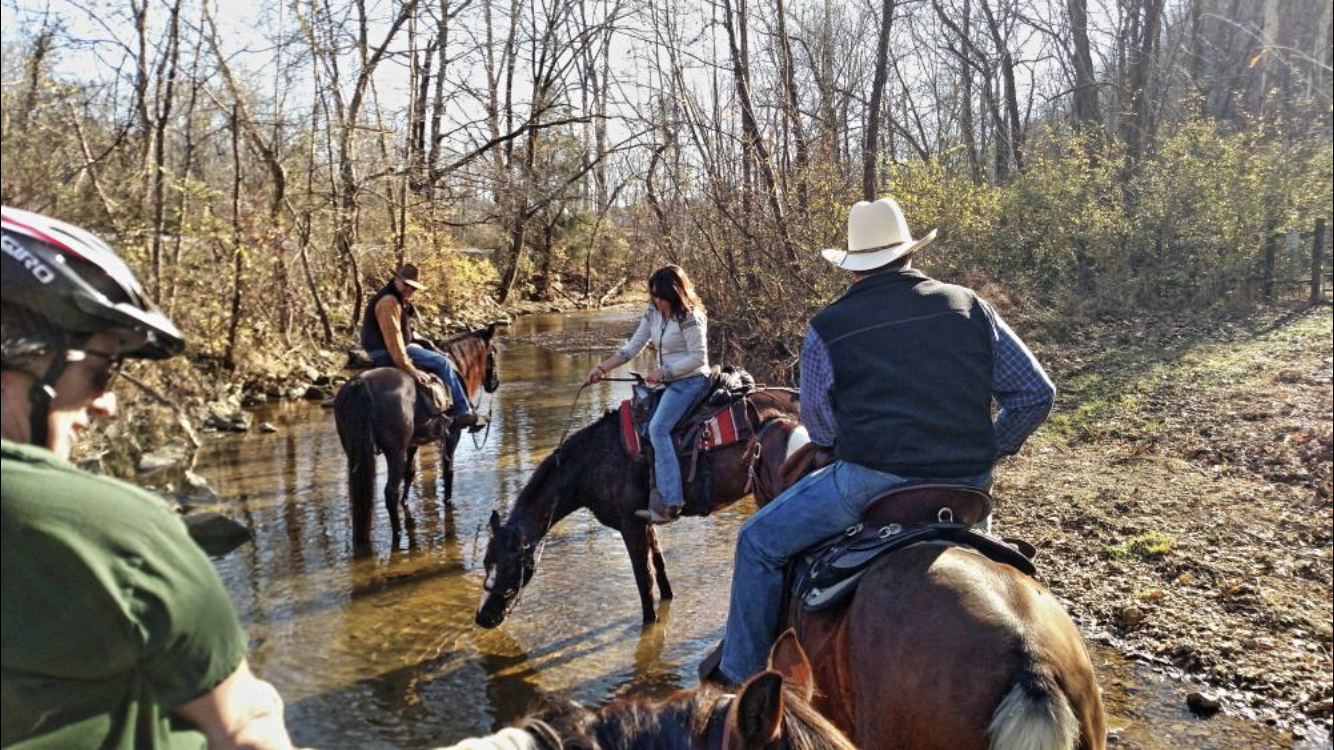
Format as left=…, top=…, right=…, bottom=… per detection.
left=508, top=410, right=622, bottom=527
left=516, top=683, right=856, bottom=750
left=441, top=326, right=490, bottom=357
left=441, top=325, right=494, bottom=344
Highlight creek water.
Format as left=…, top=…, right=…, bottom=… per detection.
left=196, top=307, right=1307, bottom=749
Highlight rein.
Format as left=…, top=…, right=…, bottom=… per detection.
left=553, top=376, right=641, bottom=459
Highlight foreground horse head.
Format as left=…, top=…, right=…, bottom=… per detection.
left=476, top=388, right=801, bottom=627
left=752, top=419, right=1106, bottom=749
left=445, top=633, right=853, bottom=750
left=333, top=323, right=502, bottom=549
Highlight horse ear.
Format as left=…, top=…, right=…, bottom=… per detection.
left=727, top=671, right=784, bottom=748
left=484, top=321, right=501, bottom=340
left=489, top=510, right=501, bottom=533
left=768, top=628, right=815, bottom=701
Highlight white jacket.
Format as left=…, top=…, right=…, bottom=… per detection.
left=617, top=306, right=709, bottom=381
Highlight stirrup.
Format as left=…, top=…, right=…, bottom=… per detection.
left=635, top=507, right=680, bottom=524
left=636, top=489, right=681, bottom=524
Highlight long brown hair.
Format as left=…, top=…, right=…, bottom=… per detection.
left=648, top=264, right=702, bottom=319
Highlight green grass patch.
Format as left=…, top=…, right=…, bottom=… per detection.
left=1043, top=309, right=1332, bottom=445
left=1106, top=531, right=1176, bottom=560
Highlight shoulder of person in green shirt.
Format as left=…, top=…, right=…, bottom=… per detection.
left=1, top=439, right=247, bottom=749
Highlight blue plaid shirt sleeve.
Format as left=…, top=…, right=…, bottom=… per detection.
left=982, top=301, right=1055, bottom=457
left=799, top=326, right=839, bottom=447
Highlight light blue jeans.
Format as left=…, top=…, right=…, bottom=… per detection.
left=648, top=374, right=712, bottom=508
left=718, top=459, right=991, bottom=682
left=367, top=344, right=471, bottom=417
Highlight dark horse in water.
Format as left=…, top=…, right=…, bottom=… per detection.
left=475, top=388, right=799, bottom=627
left=446, top=632, right=853, bottom=750
left=333, top=323, right=500, bottom=548
left=743, top=420, right=1107, bottom=750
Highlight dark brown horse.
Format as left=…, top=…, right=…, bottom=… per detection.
left=446, top=632, right=853, bottom=750
left=333, top=323, right=501, bottom=549
left=475, top=388, right=799, bottom=627
left=749, top=420, right=1106, bottom=750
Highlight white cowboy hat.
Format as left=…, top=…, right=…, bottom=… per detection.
left=821, top=198, right=937, bottom=272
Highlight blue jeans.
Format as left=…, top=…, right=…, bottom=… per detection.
left=648, top=374, right=712, bottom=508
left=367, top=345, right=471, bottom=417
left=718, top=460, right=991, bottom=682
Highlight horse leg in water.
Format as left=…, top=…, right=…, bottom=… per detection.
left=441, top=429, right=461, bottom=503
left=402, top=445, right=419, bottom=530
left=619, top=524, right=662, bottom=623
left=646, top=525, right=673, bottom=600
left=383, top=449, right=409, bottom=546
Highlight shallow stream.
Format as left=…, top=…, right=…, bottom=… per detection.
left=196, top=308, right=1309, bottom=749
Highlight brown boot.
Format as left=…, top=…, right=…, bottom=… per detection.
left=635, top=489, right=681, bottom=525
left=697, top=640, right=738, bottom=691
left=454, top=413, right=489, bottom=432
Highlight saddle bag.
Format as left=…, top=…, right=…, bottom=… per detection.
left=416, top=376, right=453, bottom=418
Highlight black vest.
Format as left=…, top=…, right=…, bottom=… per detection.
left=809, top=270, right=997, bottom=478
left=360, top=280, right=417, bottom=355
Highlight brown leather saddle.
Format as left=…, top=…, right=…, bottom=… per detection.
left=792, top=483, right=1034, bottom=613
left=864, top=483, right=994, bottom=526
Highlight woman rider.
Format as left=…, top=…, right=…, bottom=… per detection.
left=586, top=265, right=709, bottom=524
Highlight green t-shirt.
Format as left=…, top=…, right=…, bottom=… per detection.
left=1, top=439, right=247, bottom=749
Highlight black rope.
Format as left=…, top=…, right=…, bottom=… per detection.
left=553, top=375, right=643, bottom=456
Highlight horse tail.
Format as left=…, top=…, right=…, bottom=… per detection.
left=987, top=661, right=1079, bottom=750
left=335, top=377, right=377, bottom=545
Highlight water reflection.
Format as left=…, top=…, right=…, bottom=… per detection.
left=195, top=307, right=1304, bottom=749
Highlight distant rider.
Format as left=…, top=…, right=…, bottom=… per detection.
left=587, top=265, right=710, bottom=524
left=361, top=264, right=486, bottom=430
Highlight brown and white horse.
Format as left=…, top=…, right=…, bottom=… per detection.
left=749, top=421, right=1107, bottom=750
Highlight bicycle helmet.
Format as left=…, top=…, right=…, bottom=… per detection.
left=2, top=206, right=184, bottom=359
left=2, top=206, right=185, bottom=448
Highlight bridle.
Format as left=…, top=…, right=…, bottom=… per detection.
left=482, top=530, right=546, bottom=619
left=483, top=342, right=500, bottom=394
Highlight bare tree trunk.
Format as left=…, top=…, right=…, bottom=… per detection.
left=148, top=0, right=183, bottom=298
left=295, top=99, right=334, bottom=344
left=224, top=106, right=245, bottom=371
left=720, top=0, right=795, bottom=262
left=864, top=0, right=895, bottom=200
left=774, top=0, right=809, bottom=209
left=959, top=0, right=979, bottom=182
left=1068, top=0, right=1100, bottom=129
left=131, top=0, right=153, bottom=170
left=12, top=21, right=54, bottom=138
left=1121, top=0, right=1166, bottom=164
left=328, top=0, right=418, bottom=330
left=979, top=0, right=1023, bottom=173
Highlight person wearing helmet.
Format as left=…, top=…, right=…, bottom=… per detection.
left=1, top=206, right=295, bottom=748
left=360, top=264, right=488, bottom=431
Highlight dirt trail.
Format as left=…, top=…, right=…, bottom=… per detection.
left=1000, top=305, right=1332, bottom=735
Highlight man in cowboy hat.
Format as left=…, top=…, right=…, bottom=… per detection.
left=710, top=198, right=1055, bottom=685
left=361, top=264, right=486, bottom=430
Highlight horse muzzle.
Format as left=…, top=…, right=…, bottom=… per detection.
left=475, top=587, right=519, bottom=629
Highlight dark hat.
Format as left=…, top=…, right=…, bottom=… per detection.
left=397, top=264, right=426, bottom=290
